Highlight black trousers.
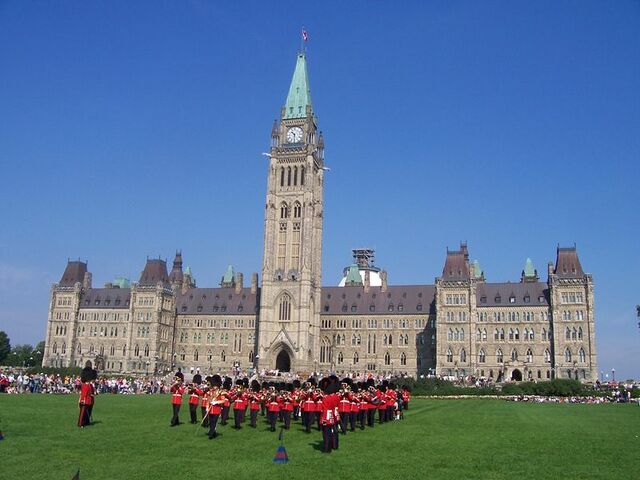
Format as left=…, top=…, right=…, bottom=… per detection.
left=301, top=411, right=311, bottom=432
left=378, top=408, right=386, bottom=423
left=260, top=404, right=266, bottom=416
left=387, top=406, right=394, bottom=420
left=171, top=404, right=181, bottom=426
left=208, top=413, right=220, bottom=438
left=322, top=425, right=339, bottom=452
left=201, top=407, right=209, bottom=427
left=349, top=411, right=357, bottom=431
left=358, top=410, right=366, bottom=429
left=221, top=406, right=229, bottom=425
left=189, top=403, right=198, bottom=424
left=86, top=404, right=93, bottom=423
left=339, top=414, right=348, bottom=434
left=293, top=406, right=300, bottom=420
left=267, top=411, right=278, bottom=431
left=367, top=408, right=376, bottom=427
left=282, top=410, right=291, bottom=429
left=250, top=409, right=259, bottom=427
left=233, top=408, right=245, bottom=428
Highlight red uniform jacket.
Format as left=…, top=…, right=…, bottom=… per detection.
left=79, top=382, right=94, bottom=406
left=170, top=384, right=185, bottom=405
left=188, top=387, right=203, bottom=405
left=320, top=393, right=340, bottom=425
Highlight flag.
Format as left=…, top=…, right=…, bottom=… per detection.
left=302, top=28, right=308, bottom=42
left=273, top=445, right=289, bottom=463
left=71, top=470, right=80, bottom=480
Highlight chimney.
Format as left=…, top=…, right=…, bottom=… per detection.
left=380, top=270, right=388, bottom=293
left=364, top=270, right=371, bottom=293
left=547, top=261, right=554, bottom=277
left=83, top=271, right=92, bottom=289
left=235, top=272, right=243, bottom=294
left=251, top=273, right=258, bottom=294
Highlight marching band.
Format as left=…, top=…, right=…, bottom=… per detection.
left=168, top=371, right=411, bottom=452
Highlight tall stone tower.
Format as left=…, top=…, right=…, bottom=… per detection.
left=257, top=51, right=325, bottom=373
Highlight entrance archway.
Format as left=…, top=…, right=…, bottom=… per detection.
left=511, top=369, right=522, bottom=381
left=275, top=350, right=291, bottom=372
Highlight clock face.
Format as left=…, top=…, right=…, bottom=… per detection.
left=286, top=126, right=303, bottom=143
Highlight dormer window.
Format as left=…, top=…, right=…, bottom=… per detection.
left=324, top=305, right=330, bottom=312
left=181, top=305, right=187, bottom=312
left=351, top=305, right=357, bottom=313
left=398, top=304, right=404, bottom=312
left=221, top=305, right=227, bottom=312
left=495, top=295, right=501, bottom=304
left=197, top=305, right=203, bottom=312
left=213, top=305, right=219, bottom=312
left=125, top=300, right=130, bottom=307
left=416, top=304, right=423, bottom=311
left=538, top=296, right=545, bottom=303
left=524, top=295, right=530, bottom=303
left=369, top=305, right=375, bottom=312
left=480, top=296, right=487, bottom=304
left=509, top=296, right=516, bottom=304
left=237, top=305, right=243, bottom=312
left=388, top=304, right=394, bottom=312
left=327, top=294, right=332, bottom=299
left=341, top=304, right=348, bottom=313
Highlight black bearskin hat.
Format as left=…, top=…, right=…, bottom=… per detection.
left=210, top=374, right=222, bottom=387
left=235, top=378, right=244, bottom=386
left=261, top=381, right=269, bottom=389
left=174, top=368, right=184, bottom=381
left=341, top=377, right=353, bottom=386
left=242, top=378, right=249, bottom=388
left=80, top=362, right=94, bottom=383
left=292, top=379, right=301, bottom=389
left=251, top=380, right=261, bottom=392
left=223, top=377, right=232, bottom=389
left=307, top=376, right=317, bottom=387
left=366, top=378, right=375, bottom=388
left=193, top=373, right=202, bottom=385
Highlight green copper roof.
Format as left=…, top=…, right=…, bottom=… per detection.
left=222, top=265, right=235, bottom=284
left=184, top=266, right=192, bottom=276
left=284, top=53, right=312, bottom=119
left=345, top=264, right=363, bottom=285
left=523, top=258, right=536, bottom=277
left=113, top=276, right=130, bottom=288
left=472, top=260, right=483, bottom=279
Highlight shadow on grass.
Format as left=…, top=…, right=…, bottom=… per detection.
left=309, top=440, right=324, bottom=452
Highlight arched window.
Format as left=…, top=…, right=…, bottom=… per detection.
left=564, top=348, right=572, bottom=362
left=384, top=352, right=391, bottom=366
left=249, top=350, right=254, bottom=362
left=337, top=351, right=344, bottom=364
left=293, top=166, right=298, bottom=186
left=514, top=328, right=520, bottom=341
left=353, top=352, right=359, bottom=365
left=280, top=202, right=289, bottom=219
left=494, top=329, right=499, bottom=340
left=134, top=344, right=140, bottom=356
left=144, top=345, right=149, bottom=357
left=122, top=345, right=126, bottom=356
left=496, top=349, right=503, bottom=363
left=511, top=349, right=518, bottom=361
left=62, top=343, right=66, bottom=354
left=293, top=202, right=302, bottom=218
left=221, top=350, right=226, bottom=362
left=478, top=349, right=486, bottom=363
left=509, top=328, right=514, bottom=340
left=565, top=327, right=571, bottom=340
left=194, top=350, right=199, bottom=361
left=280, top=167, right=285, bottom=187
left=578, top=348, right=586, bottom=363
left=53, top=342, right=58, bottom=354
left=571, top=328, right=577, bottom=340
left=476, top=329, right=482, bottom=341
left=542, top=328, right=547, bottom=341
left=300, top=165, right=305, bottom=185
left=448, top=329, right=453, bottom=341
left=320, top=337, right=331, bottom=363
left=278, top=293, right=292, bottom=321
left=446, top=348, right=453, bottom=362
left=526, top=348, right=533, bottom=363
left=544, top=349, right=551, bottom=363
left=500, top=329, right=505, bottom=340
left=459, top=329, right=464, bottom=341
left=287, top=167, right=292, bottom=186
left=578, top=327, right=583, bottom=340
left=459, top=348, right=466, bottom=363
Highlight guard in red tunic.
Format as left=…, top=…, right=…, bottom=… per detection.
left=281, top=385, right=294, bottom=430
left=206, top=375, right=225, bottom=439
left=170, top=370, right=185, bottom=426
left=220, top=377, right=232, bottom=425
left=266, top=388, right=280, bottom=432
left=200, top=377, right=210, bottom=428
left=319, top=375, right=341, bottom=453
left=188, top=374, right=203, bottom=424
left=248, top=380, right=261, bottom=428
left=77, top=361, right=96, bottom=427
left=231, top=380, right=247, bottom=429
left=337, top=380, right=352, bottom=435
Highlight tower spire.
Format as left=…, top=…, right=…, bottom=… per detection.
left=283, top=52, right=312, bottom=119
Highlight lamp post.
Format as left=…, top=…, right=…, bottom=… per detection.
left=611, top=368, right=615, bottom=382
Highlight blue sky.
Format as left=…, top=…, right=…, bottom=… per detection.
left=1, top=1, right=638, bottom=379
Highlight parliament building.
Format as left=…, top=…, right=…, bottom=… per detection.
left=43, top=51, right=598, bottom=382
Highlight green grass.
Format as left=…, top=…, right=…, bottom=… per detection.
left=1, top=395, right=639, bottom=479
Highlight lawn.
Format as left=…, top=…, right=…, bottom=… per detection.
left=1, top=395, right=638, bottom=479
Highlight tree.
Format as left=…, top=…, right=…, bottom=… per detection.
left=0, top=331, right=10, bottom=364
left=33, top=341, right=45, bottom=366
left=9, top=344, right=34, bottom=367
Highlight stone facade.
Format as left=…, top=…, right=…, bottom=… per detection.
left=42, top=51, right=597, bottom=382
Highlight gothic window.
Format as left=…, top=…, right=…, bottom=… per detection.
left=578, top=348, right=586, bottom=363
left=496, top=349, right=503, bottom=363
left=144, top=345, right=149, bottom=357
left=221, top=350, right=226, bottom=362
left=446, top=348, right=453, bottom=363
left=293, top=166, right=298, bottom=186
left=509, top=328, right=514, bottom=341
left=384, top=352, right=391, bottom=366
left=494, top=329, right=499, bottom=341
left=459, top=329, right=464, bottom=341
left=300, top=166, right=305, bottom=185
left=544, top=349, right=551, bottom=363
left=134, top=344, right=140, bottom=356
left=500, top=328, right=505, bottom=340
left=353, top=352, right=359, bottom=365
left=53, top=342, right=58, bottom=354
left=280, top=202, right=289, bottom=219
left=482, top=329, right=487, bottom=341
left=476, top=329, right=482, bottom=341
left=122, top=345, right=126, bottom=356
left=62, top=343, right=66, bottom=354
left=194, top=350, right=199, bottom=361
left=337, top=352, right=344, bottom=364
left=511, top=349, right=518, bottom=361
left=578, top=327, right=583, bottom=340
left=287, top=167, right=292, bottom=186
left=478, top=349, right=486, bottom=363
left=249, top=350, right=254, bottom=362
left=514, top=328, right=520, bottom=341
left=571, top=328, right=577, bottom=340
left=526, top=349, right=533, bottom=363
left=320, top=337, right=331, bottom=363
left=542, top=328, right=547, bottom=341
left=293, top=202, right=302, bottom=218
left=459, top=348, right=466, bottom=363
left=278, top=293, right=292, bottom=321
left=400, top=352, right=407, bottom=366
left=565, top=348, right=572, bottom=362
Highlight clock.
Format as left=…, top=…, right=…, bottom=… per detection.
left=286, top=126, right=303, bottom=143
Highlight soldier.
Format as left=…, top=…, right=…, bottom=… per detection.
left=206, top=375, right=225, bottom=439
left=319, top=375, right=341, bottom=453
left=170, top=370, right=185, bottom=426
left=231, top=379, right=247, bottom=429
left=188, top=374, right=203, bottom=424
left=338, top=379, right=352, bottom=435
left=200, top=377, right=210, bottom=428
left=220, top=377, right=232, bottom=425
left=281, top=384, right=294, bottom=430
left=248, top=380, right=261, bottom=428
left=77, top=361, right=96, bottom=428
left=266, top=388, right=280, bottom=432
